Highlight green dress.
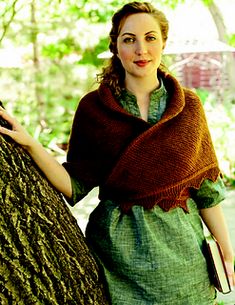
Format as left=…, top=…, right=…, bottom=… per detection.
left=70, top=80, right=225, bottom=305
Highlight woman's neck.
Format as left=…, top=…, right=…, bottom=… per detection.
left=124, top=75, right=160, bottom=98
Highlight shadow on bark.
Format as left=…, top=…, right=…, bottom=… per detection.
left=0, top=114, right=109, bottom=304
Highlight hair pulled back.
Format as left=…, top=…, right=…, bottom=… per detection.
left=97, top=1, right=169, bottom=95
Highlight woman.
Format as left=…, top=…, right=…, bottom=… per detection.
left=0, top=2, right=234, bottom=304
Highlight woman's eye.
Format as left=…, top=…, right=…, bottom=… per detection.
left=146, top=36, right=156, bottom=41
left=123, top=37, right=135, bottom=44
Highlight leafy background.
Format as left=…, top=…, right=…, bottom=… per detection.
left=0, top=0, right=235, bottom=186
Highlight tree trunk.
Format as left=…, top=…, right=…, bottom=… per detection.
left=0, top=116, right=109, bottom=304
left=206, top=0, right=235, bottom=92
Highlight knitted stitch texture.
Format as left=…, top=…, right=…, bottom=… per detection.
left=63, top=72, right=220, bottom=212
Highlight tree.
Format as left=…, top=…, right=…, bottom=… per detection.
left=0, top=113, right=109, bottom=304
left=30, top=0, right=46, bottom=129
left=203, top=0, right=235, bottom=91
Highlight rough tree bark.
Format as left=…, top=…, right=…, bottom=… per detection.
left=0, top=115, right=109, bottom=304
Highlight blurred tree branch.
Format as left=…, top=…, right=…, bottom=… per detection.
left=0, top=0, right=21, bottom=44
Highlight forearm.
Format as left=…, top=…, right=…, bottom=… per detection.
left=26, top=139, right=72, bottom=198
left=200, top=204, right=234, bottom=261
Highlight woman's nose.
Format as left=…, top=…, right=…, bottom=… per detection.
left=135, top=41, right=147, bottom=55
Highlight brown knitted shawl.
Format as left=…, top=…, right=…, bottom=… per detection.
left=63, top=72, right=220, bottom=212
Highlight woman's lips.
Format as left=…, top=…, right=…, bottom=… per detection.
left=134, top=60, right=150, bottom=67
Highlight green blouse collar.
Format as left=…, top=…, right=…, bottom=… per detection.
left=118, top=78, right=168, bottom=125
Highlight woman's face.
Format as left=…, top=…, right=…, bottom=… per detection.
left=117, top=13, right=165, bottom=83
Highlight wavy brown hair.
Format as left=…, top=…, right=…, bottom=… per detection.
left=97, top=1, right=169, bottom=96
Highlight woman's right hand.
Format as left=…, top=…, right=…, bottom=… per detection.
left=0, top=106, right=35, bottom=150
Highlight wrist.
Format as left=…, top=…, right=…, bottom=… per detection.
left=24, top=137, right=41, bottom=153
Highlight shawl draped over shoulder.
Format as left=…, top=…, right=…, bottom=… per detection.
left=63, top=72, right=221, bottom=212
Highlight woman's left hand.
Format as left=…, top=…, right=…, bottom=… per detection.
left=225, top=260, right=235, bottom=291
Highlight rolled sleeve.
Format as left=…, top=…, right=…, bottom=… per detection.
left=191, top=176, right=226, bottom=209
left=65, top=176, right=91, bottom=206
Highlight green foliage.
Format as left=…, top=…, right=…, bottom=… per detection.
left=80, top=37, right=109, bottom=66
left=155, top=0, right=185, bottom=9
left=42, top=37, right=81, bottom=60
left=228, top=33, right=235, bottom=47
left=194, top=89, right=210, bottom=105
left=0, top=0, right=21, bottom=43
left=197, top=90, right=235, bottom=186
left=59, top=0, right=127, bottom=23
left=201, top=0, right=214, bottom=6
